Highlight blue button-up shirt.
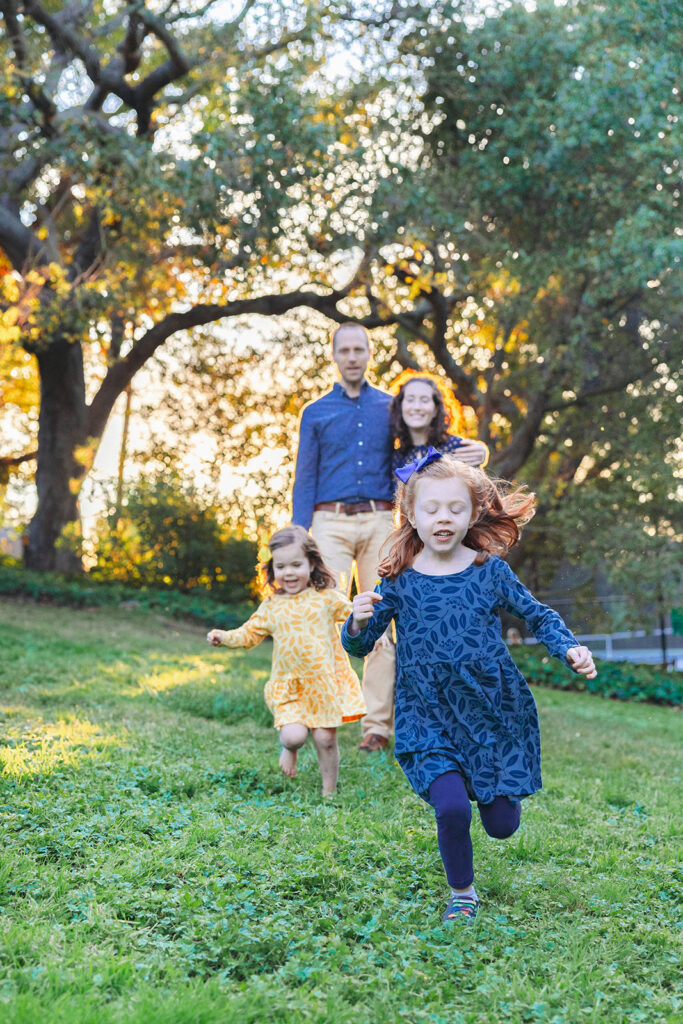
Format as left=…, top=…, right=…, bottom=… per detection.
left=291, top=380, right=394, bottom=529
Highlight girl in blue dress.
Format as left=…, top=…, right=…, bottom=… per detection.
left=341, top=449, right=596, bottom=923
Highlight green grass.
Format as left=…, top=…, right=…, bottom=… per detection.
left=1, top=597, right=681, bottom=1024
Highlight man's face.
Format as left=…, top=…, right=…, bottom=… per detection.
left=333, top=328, right=370, bottom=388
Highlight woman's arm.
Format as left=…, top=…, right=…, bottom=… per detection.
left=448, top=436, right=489, bottom=467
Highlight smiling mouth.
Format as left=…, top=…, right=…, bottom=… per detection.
left=434, top=530, right=454, bottom=539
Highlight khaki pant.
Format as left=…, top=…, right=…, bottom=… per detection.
left=312, top=509, right=395, bottom=739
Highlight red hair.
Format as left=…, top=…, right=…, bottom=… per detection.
left=378, top=456, right=536, bottom=580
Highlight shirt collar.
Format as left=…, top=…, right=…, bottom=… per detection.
left=333, top=378, right=369, bottom=399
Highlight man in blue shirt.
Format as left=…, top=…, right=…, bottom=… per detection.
left=292, top=323, right=395, bottom=751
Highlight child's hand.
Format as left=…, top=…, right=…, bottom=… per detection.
left=566, top=645, right=596, bottom=678
left=349, top=591, right=382, bottom=635
left=207, top=629, right=223, bottom=647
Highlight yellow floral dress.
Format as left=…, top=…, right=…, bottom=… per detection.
left=212, top=587, right=366, bottom=729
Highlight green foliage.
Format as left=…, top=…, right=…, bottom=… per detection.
left=1, top=1, right=405, bottom=570
left=511, top=645, right=683, bottom=707
left=389, top=0, right=682, bottom=621
left=90, top=474, right=258, bottom=602
left=0, top=599, right=681, bottom=1022
left=0, top=561, right=252, bottom=630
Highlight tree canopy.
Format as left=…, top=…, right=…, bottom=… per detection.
left=0, top=0, right=680, bottom=624
left=0, top=0, right=421, bottom=569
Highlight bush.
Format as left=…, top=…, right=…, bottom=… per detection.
left=511, top=644, right=683, bottom=707
left=0, top=561, right=253, bottom=629
left=89, top=474, right=257, bottom=603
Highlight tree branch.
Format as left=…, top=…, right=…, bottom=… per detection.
left=0, top=207, right=51, bottom=269
left=545, top=362, right=658, bottom=412
left=491, top=366, right=554, bottom=478
left=135, top=7, right=190, bottom=72
left=24, top=0, right=139, bottom=107
left=85, top=257, right=418, bottom=440
left=335, top=2, right=425, bottom=28
left=1, top=0, right=28, bottom=65
left=0, top=450, right=38, bottom=467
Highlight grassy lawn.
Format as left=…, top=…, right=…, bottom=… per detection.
left=1, top=598, right=681, bottom=1024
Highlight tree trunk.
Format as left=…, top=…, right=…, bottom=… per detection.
left=25, top=339, right=87, bottom=573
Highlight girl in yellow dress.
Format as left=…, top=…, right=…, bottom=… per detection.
left=207, top=525, right=366, bottom=796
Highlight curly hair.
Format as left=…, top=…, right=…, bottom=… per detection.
left=378, top=456, right=536, bottom=580
left=260, top=525, right=337, bottom=594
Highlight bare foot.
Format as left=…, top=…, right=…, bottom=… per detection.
left=279, top=747, right=298, bottom=778
left=322, top=786, right=337, bottom=798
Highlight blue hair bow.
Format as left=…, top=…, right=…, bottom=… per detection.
left=394, top=445, right=443, bottom=483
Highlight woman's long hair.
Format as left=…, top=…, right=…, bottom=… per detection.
left=378, top=456, right=536, bottom=580
left=389, top=373, right=466, bottom=454
left=260, top=525, right=336, bottom=594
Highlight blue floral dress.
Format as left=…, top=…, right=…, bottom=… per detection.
left=341, top=556, right=580, bottom=805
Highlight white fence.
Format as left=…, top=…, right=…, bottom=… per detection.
left=522, top=627, right=683, bottom=670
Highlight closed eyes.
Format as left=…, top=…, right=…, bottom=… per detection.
left=422, top=504, right=466, bottom=514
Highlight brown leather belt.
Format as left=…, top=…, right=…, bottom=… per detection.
left=314, top=500, right=393, bottom=515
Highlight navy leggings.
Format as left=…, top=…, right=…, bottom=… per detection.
left=428, top=772, right=522, bottom=889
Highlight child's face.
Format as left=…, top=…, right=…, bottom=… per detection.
left=411, top=474, right=474, bottom=558
left=272, top=542, right=312, bottom=595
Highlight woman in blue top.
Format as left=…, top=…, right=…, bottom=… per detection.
left=389, top=373, right=488, bottom=479
left=342, top=450, right=596, bottom=923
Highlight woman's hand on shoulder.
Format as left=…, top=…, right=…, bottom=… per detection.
left=349, top=591, right=383, bottom=635
left=453, top=438, right=488, bottom=466
left=207, top=629, right=223, bottom=647
left=566, top=645, right=596, bottom=678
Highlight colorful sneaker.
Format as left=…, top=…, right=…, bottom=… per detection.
left=358, top=733, right=388, bottom=752
left=442, top=893, right=480, bottom=923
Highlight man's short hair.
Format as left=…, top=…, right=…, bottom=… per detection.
left=331, top=322, right=370, bottom=350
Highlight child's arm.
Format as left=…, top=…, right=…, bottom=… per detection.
left=494, top=560, right=596, bottom=677
left=206, top=603, right=270, bottom=650
left=341, top=581, right=397, bottom=657
left=349, top=591, right=383, bottom=635
left=326, top=590, right=354, bottom=624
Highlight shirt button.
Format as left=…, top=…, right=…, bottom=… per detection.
left=358, top=422, right=363, bottom=427
left=358, top=460, right=363, bottom=466
left=358, top=441, right=363, bottom=446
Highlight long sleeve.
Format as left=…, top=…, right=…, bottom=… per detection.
left=325, top=589, right=354, bottom=624
left=341, top=579, right=398, bottom=657
left=213, top=602, right=270, bottom=649
left=494, top=560, right=578, bottom=662
left=291, top=405, right=319, bottom=529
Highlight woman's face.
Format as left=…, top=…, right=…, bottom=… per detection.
left=401, top=380, right=437, bottom=432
